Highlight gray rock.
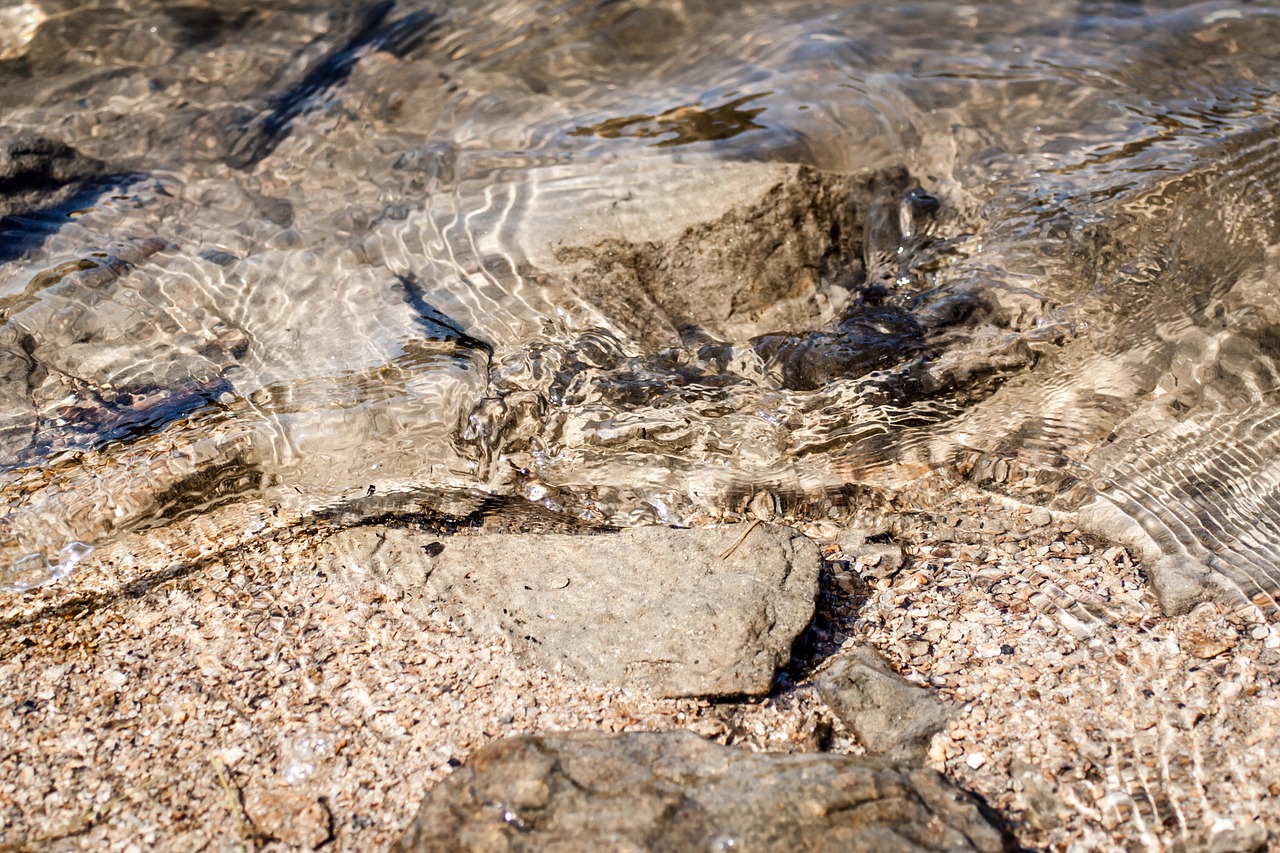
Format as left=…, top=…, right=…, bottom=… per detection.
left=394, top=731, right=1007, bottom=853
left=979, top=517, right=1009, bottom=535
left=1149, top=555, right=1220, bottom=617
left=1076, top=496, right=1221, bottom=615
left=858, top=541, right=907, bottom=579
left=836, top=517, right=891, bottom=548
left=0, top=131, right=111, bottom=217
left=517, top=161, right=866, bottom=349
left=816, top=646, right=953, bottom=763
left=1026, top=508, right=1053, bottom=528
left=317, top=522, right=820, bottom=698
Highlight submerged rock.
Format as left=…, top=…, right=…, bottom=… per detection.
left=816, top=646, right=953, bottom=763
left=394, top=730, right=1008, bottom=852
left=317, top=522, right=820, bottom=698
left=524, top=161, right=866, bottom=349
left=0, top=131, right=111, bottom=217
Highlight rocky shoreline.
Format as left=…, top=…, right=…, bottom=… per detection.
left=5, top=2, right=1280, bottom=850
left=3, top=483, right=1278, bottom=851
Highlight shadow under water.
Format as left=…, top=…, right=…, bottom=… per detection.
left=3, top=0, right=1280, bottom=624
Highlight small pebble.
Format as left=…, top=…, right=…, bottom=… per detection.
left=748, top=492, right=777, bottom=522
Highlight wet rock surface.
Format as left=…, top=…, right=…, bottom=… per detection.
left=317, top=522, right=821, bottom=698
left=533, top=162, right=865, bottom=348
left=816, top=645, right=954, bottom=763
left=394, top=730, right=1009, bottom=853
left=0, top=132, right=112, bottom=218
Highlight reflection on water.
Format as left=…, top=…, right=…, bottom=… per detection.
left=569, top=92, right=770, bottom=147
left=3, top=0, right=1280, bottom=623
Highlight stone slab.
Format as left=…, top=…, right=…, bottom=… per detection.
left=317, top=522, right=820, bottom=698
left=816, top=645, right=954, bottom=763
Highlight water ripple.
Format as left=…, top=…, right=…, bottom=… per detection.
left=4, top=0, right=1280, bottom=618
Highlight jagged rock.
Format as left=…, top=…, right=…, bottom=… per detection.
left=816, top=646, right=953, bottom=762
left=394, top=730, right=1008, bottom=852
left=837, top=520, right=907, bottom=579
left=317, top=522, right=820, bottom=698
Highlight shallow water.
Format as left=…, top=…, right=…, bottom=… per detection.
left=3, top=0, right=1280, bottom=611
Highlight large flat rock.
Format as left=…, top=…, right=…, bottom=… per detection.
left=317, top=522, right=820, bottom=697
left=394, top=730, right=1008, bottom=853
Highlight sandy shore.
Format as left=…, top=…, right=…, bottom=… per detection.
left=2, top=485, right=1278, bottom=851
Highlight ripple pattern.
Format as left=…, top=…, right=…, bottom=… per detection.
left=3, top=0, right=1280, bottom=618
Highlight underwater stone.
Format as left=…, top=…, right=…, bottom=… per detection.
left=816, top=645, right=954, bottom=763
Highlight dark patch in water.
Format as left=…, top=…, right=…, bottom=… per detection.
left=570, top=93, right=770, bottom=148
left=225, top=3, right=441, bottom=169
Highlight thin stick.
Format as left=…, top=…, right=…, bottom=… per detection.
left=719, top=519, right=762, bottom=559
left=211, top=758, right=251, bottom=853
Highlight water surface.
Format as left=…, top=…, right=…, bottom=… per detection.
left=3, top=0, right=1280, bottom=612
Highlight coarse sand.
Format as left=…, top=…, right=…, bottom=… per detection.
left=2, top=485, right=1279, bottom=852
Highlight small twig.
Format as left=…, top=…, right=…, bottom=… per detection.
left=210, top=757, right=251, bottom=853
left=719, top=519, right=762, bottom=560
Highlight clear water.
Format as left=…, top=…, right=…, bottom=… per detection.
left=4, top=0, right=1280, bottom=606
